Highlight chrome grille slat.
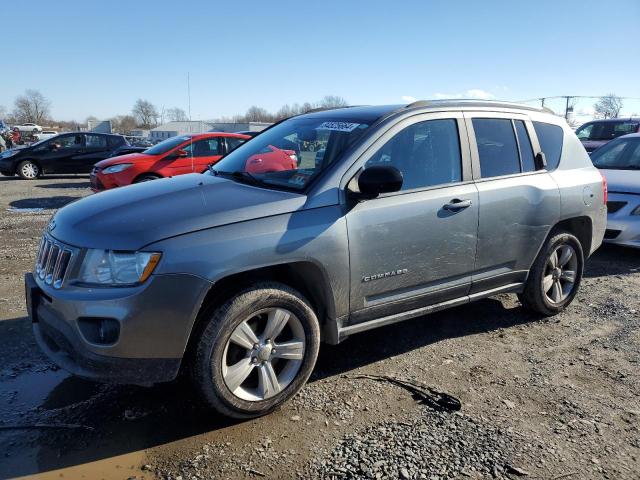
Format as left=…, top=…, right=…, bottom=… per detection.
left=34, top=234, right=75, bottom=289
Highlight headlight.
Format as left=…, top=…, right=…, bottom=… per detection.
left=78, top=250, right=161, bottom=285
left=0, top=149, right=20, bottom=159
left=102, top=163, right=133, bottom=174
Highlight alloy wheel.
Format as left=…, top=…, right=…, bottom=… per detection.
left=221, top=307, right=305, bottom=401
left=21, top=162, right=39, bottom=179
left=543, top=243, right=578, bottom=304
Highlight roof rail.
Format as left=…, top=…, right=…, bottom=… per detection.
left=404, top=99, right=549, bottom=113
left=404, top=100, right=432, bottom=108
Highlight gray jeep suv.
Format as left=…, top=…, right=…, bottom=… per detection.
left=26, top=101, right=606, bottom=418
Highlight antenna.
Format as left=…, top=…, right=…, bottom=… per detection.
left=187, top=72, right=192, bottom=121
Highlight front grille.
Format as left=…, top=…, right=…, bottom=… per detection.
left=607, top=201, right=627, bottom=214
left=604, top=229, right=621, bottom=240
left=35, top=235, right=74, bottom=289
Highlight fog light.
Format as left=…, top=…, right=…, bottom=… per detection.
left=78, top=317, right=120, bottom=345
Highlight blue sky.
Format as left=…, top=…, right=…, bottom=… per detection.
left=1, top=0, right=639, bottom=123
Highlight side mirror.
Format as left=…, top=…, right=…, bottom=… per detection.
left=176, top=149, right=188, bottom=158
left=48, top=143, right=59, bottom=150
left=351, top=165, right=403, bottom=199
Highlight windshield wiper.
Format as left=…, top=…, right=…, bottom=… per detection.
left=212, top=169, right=264, bottom=186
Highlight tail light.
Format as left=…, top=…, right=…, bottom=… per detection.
left=599, top=171, right=607, bottom=204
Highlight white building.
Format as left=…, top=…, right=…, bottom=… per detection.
left=150, top=121, right=214, bottom=141
left=207, top=122, right=272, bottom=133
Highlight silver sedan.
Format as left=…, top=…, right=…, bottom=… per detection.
left=592, top=133, right=640, bottom=248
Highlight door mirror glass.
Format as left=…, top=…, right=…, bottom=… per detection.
left=352, top=165, right=403, bottom=199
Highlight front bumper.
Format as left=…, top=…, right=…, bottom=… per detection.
left=26, top=271, right=211, bottom=385
left=604, top=193, right=640, bottom=248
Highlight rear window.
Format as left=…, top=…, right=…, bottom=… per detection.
left=472, top=118, right=521, bottom=178
left=533, top=122, right=564, bottom=170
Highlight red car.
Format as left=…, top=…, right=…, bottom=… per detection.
left=91, top=133, right=298, bottom=192
left=91, top=133, right=249, bottom=191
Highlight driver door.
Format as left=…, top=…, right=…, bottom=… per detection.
left=345, top=113, right=479, bottom=326
left=38, top=134, right=85, bottom=173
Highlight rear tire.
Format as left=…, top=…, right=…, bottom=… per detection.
left=519, top=231, right=583, bottom=316
left=190, top=282, right=320, bottom=418
left=134, top=174, right=160, bottom=183
left=17, top=160, right=40, bottom=180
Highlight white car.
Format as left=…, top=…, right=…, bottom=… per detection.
left=33, top=131, right=58, bottom=141
left=13, top=123, right=43, bottom=133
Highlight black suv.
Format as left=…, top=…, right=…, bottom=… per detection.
left=0, top=132, right=128, bottom=179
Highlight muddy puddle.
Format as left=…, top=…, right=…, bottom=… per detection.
left=0, top=363, right=239, bottom=479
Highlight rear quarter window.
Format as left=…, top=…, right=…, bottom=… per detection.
left=533, top=122, right=564, bottom=170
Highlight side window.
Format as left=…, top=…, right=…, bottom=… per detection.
left=86, top=134, right=107, bottom=148
left=514, top=120, right=535, bottom=172
left=533, top=121, right=564, bottom=170
left=226, top=137, right=246, bottom=152
left=366, top=119, right=462, bottom=191
left=107, top=136, right=122, bottom=148
left=472, top=118, right=520, bottom=178
left=184, top=138, right=221, bottom=157
left=52, top=135, right=83, bottom=149
left=575, top=124, right=592, bottom=140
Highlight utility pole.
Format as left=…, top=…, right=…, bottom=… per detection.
left=563, top=96, right=574, bottom=120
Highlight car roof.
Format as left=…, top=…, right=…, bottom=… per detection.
left=60, top=131, right=123, bottom=137
left=301, top=100, right=554, bottom=124
left=188, top=132, right=250, bottom=139
left=581, top=117, right=640, bottom=124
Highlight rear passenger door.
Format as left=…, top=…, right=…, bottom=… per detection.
left=465, top=112, right=560, bottom=293
left=345, top=113, right=479, bottom=324
left=80, top=134, right=112, bottom=172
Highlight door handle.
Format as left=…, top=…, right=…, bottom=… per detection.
left=443, top=198, right=472, bottom=211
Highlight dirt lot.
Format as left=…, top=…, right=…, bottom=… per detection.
left=0, top=175, right=638, bottom=480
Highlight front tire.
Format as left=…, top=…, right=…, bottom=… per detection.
left=519, top=231, right=583, bottom=316
left=17, top=160, right=40, bottom=180
left=191, top=282, right=320, bottom=418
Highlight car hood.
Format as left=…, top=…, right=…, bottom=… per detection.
left=600, top=168, right=640, bottom=194
left=51, top=174, right=307, bottom=250
left=95, top=152, right=153, bottom=167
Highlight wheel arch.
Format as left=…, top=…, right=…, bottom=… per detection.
left=132, top=172, right=163, bottom=183
left=184, top=261, right=336, bottom=360
left=552, top=216, right=593, bottom=258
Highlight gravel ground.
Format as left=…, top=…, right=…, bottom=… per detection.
left=0, top=175, right=639, bottom=480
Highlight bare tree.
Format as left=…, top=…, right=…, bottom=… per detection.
left=245, top=106, right=273, bottom=122
left=0, top=105, right=6, bottom=118
left=111, top=115, right=138, bottom=134
left=12, top=89, right=51, bottom=124
left=167, top=107, right=188, bottom=122
left=594, top=94, right=623, bottom=119
left=211, top=96, right=349, bottom=123
left=132, top=99, right=159, bottom=128
left=318, top=95, right=348, bottom=109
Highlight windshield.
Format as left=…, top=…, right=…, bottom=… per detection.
left=210, top=116, right=371, bottom=190
left=144, top=135, right=191, bottom=155
left=591, top=137, right=640, bottom=170
left=576, top=121, right=639, bottom=141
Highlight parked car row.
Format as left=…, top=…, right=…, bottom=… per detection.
left=0, top=129, right=297, bottom=189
